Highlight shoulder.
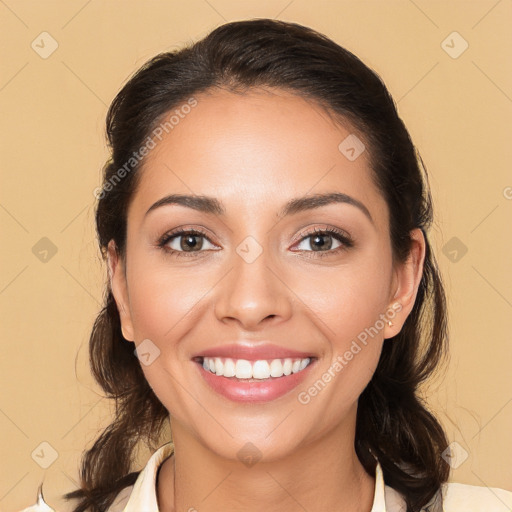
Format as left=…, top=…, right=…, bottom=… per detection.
left=16, top=484, right=136, bottom=512
left=17, top=443, right=174, bottom=512
left=441, top=481, right=512, bottom=511
left=383, top=481, right=512, bottom=512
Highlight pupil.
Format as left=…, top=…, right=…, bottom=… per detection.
left=312, top=234, right=331, bottom=251
left=182, top=234, right=201, bottom=251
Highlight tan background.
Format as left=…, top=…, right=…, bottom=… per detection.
left=1, top=1, right=511, bottom=510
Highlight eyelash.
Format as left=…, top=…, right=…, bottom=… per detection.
left=157, top=226, right=354, bottom=259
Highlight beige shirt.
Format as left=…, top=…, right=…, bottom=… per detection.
left=19, top=442, right=512, bottom=512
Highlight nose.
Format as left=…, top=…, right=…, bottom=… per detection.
left=214, top=247, right=293, bottom=330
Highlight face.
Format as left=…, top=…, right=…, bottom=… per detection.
left=108, top=87, right=425, bottom=463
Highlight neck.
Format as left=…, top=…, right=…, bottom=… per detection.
left=157, top=417, right=376, bottom=512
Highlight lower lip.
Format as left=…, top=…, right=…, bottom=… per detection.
left=195, top=359, right=316, bottom=403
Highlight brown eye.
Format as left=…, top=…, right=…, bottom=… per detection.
left=297, top=228, right=355, bottom=258
left=177, top=233, right=205, bottom=251
left=158, top=229, right=217, bottom=257
left=294, top=228, right=354, bottom=255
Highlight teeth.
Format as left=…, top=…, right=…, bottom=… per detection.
left=235, top=359, right=253, bottom=379
left=252, top=360, right=270, bottom=379
left=201, top=357, right=312, bottom=379
left=215, top=358, right=224, bottom=376
left=223, top=358, right=236, bottom=377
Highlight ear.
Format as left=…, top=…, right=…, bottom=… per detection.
left=107, top=240, right=135, bottom=342
left=385, top=228, right=426, bottom=339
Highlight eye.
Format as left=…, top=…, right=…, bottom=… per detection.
left=157, top=228, right=217, bottom=257
left=293, top=227, right=354, bottom=257
left=157, top=225, right=354, bottom=259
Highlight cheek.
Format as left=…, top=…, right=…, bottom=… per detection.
left=290, top=256, right=390, bottom=405
left=291, top=256, right=392, bottom=344
left=124, top=260, right=209, bottom=415
left=126, top=256, right=213, bottom=341
left=294, top=275, right=386, bottom=419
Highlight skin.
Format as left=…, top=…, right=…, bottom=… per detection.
left=107, top=87, right=425, bottom=512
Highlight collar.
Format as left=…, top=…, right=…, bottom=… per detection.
left=122, top=442, right=391, bottom=512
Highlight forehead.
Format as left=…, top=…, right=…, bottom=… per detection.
left=127, top=87, right=388, bottom=230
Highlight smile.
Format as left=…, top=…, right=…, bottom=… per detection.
left=201, top=356, right=312, bottom=379
left=193, top=356, right=317, bottom=402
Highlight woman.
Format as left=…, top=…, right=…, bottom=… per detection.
left=21, top=18, right=512, bottom=512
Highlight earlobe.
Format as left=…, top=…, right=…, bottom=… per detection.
left=107, top=240, right=135, bottom=342
left=386, top=229, right=426, bottom=338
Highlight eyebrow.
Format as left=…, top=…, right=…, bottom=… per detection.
left=144, top=192, right=374, bottom=225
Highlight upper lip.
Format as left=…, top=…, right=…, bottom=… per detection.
left=192, top=343, right=316, bottom=361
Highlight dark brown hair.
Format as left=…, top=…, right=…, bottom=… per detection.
left=64, top=18, right=450, bottom=512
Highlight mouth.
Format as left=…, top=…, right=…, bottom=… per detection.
left=192, top=356, right=318, bottom=402
left=192, top=356, right=316, bottom=380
